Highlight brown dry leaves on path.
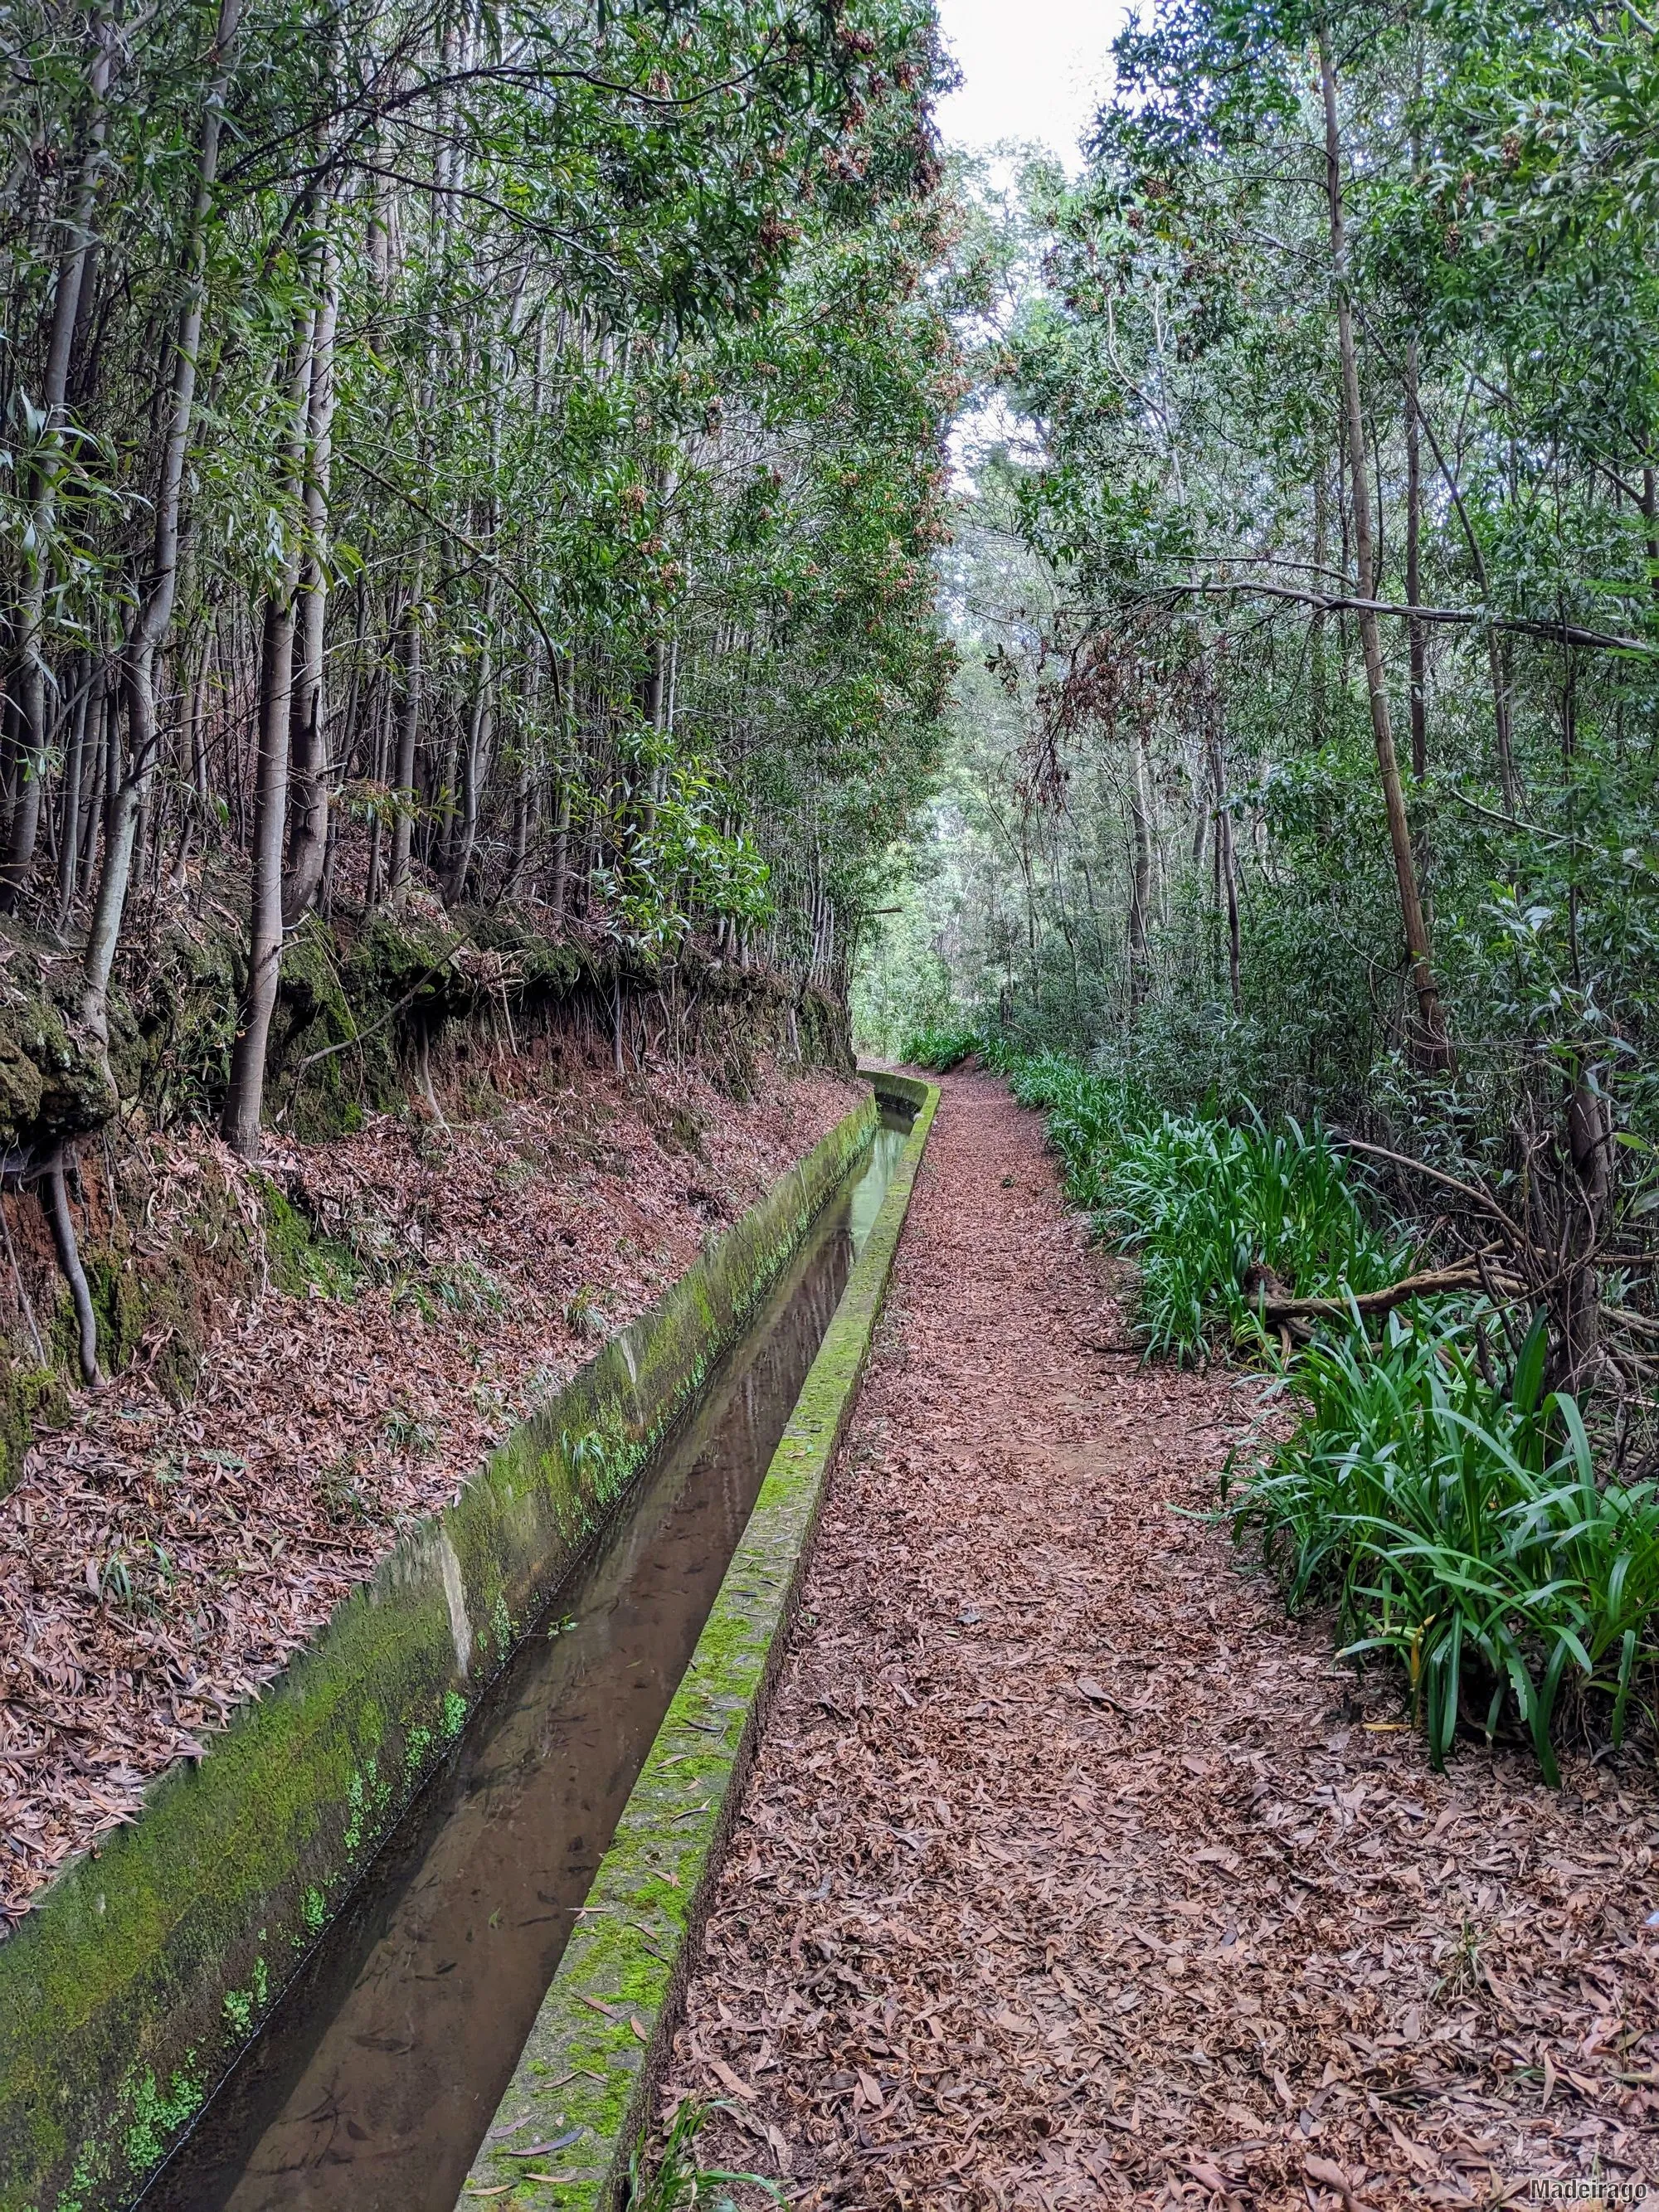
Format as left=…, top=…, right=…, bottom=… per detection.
left=0, top=1053, right=856, bottom=1929
left=664, top=1071, right=1659, bottom=2209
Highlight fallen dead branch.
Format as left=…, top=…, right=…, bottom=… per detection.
left=1253, top=1262, right=1529, bottom=1325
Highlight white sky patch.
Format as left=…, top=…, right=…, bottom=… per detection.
left=935, top=0, right=1131, bottom=173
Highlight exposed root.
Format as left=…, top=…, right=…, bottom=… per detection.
left=41, top=1148, right=100, bottom=1386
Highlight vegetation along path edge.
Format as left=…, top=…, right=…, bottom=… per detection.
left=457, top=1072, right=940, bottom=2212
left=0, top=1088, right=879, bottom=2212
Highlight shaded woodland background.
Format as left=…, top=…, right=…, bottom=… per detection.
left=860, top=0, right=1659, bottom=1414
left=2, top=0, right=956, bottom=1142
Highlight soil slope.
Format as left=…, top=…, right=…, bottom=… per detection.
left=0, top=1053, right=857, bottom=1929
left=664, top=1069, right=1658, bottom=2208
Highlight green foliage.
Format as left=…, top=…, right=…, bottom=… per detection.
left=898, top=1018, right=982, bottom=1071
left=989, top=1043, right=1402, bottom=1353
left=1226, top=1316, right=1659, bottom=1784
left=629, top=2099, right=783, bottom=2212
left=1102, top=1113, right=1409, bottom=1359
left=985, top=1041, right=1659, bottom=1780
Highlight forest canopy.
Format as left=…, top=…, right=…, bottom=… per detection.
left=2, top=0, right=958, bottom=1151
left=860, top=0, right=1659, bottom=1398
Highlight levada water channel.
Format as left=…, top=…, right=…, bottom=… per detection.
left=134, top=1104, right=913, bottom=2212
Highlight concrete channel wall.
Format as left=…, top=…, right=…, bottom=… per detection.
left=0, top=1090, right=882, bottom=2212
left=457, top=1069, right=939, bottom=2212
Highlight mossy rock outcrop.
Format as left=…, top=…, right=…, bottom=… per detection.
left=0, top=952, right=114, bottom=1159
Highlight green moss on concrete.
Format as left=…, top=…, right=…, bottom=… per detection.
left=458, top=1078, right=939, bottom=2212
left=0, top=1089, right=880, bottom=2212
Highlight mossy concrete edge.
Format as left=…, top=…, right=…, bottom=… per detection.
left=456, top=1072, right=939, bottom=2212
left=0, top=1090, right=879, bottom=2212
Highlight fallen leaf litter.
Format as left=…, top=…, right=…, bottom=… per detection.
left=661, top=1070, right=1659, bottom=2208
left=0, top=1052, right=857, bottom=1931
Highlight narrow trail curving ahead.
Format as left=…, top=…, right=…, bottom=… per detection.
left=664, top=1071, right=1657, bottom=2209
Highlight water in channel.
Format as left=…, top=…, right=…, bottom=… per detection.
left=140, top=1109, right=912, bottom=2212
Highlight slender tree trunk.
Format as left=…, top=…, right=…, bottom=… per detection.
left=444, top=563, right=495, bottom=903
left=83, top=0, right=244, bottom=1048
left=389, top=583, right=422, bottom=908
left=221, top=302, right=316, bottom=1159
left=506, top=649, right=540, bottom=902
left=548, top=773, right=572, bottom=927
left=1404, top=335, right=1428, bottom=784
left=2, top=5, right=117, bottom=915
left=55, top=654, right=92, bottom=933
left=1319, top=26, right=1451, bottom=1070
left=1204, top=670, right=1241, bottom=1014
left=1311, top=460, right=1329, bottom=742
left=365, top=649, right=392, bottom=906
left=282, top=232, right=338, bottom=925
left=44, top=1149, right=101, bottom=1384
left=1128, top=708, right=1153, bottom=1008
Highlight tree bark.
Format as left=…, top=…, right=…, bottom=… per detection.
left=1319, top=27, right=1451, bottom=1071
left=83, top=0, right=244, bottom=1048
left=1128, top=707, right=1153, bottom=1007
left=2, top=6, right=117, bottom=916
left=282, top=232, right=338, bottom=926
left=43, top=1148, right=102, bottom=1384
left=55, top=654, right=92, bottom=934
left=388, top=583, right=423, bottom=908
left=221, top=302, right=317, bottom=1159
left=1204, top=673, right=1241, bottom=1013
left=1404, top=336, right=1428, bottom=785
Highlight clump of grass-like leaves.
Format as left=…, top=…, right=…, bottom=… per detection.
left=996, top=1049, right=1155, bottom=1209
left=1101, top=1112, right=1409, bottom=1358
left=898, top=1019, right=981, bottom=1072
left=628, top=2100, right=781, bottom=2211
left=1226, top=1315, right=1659, bottom=1782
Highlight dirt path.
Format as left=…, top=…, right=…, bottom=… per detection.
left=664, top=1071, right=1658, bottom=2208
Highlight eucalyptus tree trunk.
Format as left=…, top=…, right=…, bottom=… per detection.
left=548, top=773, right=572, bottom=926
left=2, top=5, right=116, bottom=915
left=221, top=301, right=318, bottom=1159
left=444, top=563, right=496, bottom=903
left=282, top=231, right=338, bottom=925
left=83, top=0, right=244, bottom=1048
left=1404, top=336, right=1428, bottom=785
left=1128, top=710, right=1153, bottom=1007
left=55, top=654, right=93, bottom=934
left=1311, top=461, right=1329, bottom=744
left=1204, top=667, right=1240, bottom=1014
left=388, top=584, right=423, bottom=909
left=1319, top=26, right=1451, bottom=1071
left=505, top=646, right=542, bottom=902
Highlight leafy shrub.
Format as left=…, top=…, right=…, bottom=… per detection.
left=898, top=1019, right=982, bottom=1072
left=995, top=1049, right=1155, bottom=1207
left=988, top=1042, right=1659, bottom=1777
left=1226, top=1315, right=1659, bottom=1782
left=988, top=1045, right=1399, bottom=1350
left=1102, top=1112, right=1409, bottom=1358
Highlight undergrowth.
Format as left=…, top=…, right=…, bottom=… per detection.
left=1104, top=1113, right=1408, bottom=1358
left=898, top=1018, right=981, bottom=1072
left=628, top=2100, right=781, bottom=2211
left=982, top=1035, right=1659, bottom=1780
left=1228, top=1315, right=1659, bottom=1782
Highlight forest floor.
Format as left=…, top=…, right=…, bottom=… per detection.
left=0, top=1049, right=858, bottom=1929
left=663, top=1069, right=1659, bottom=2210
